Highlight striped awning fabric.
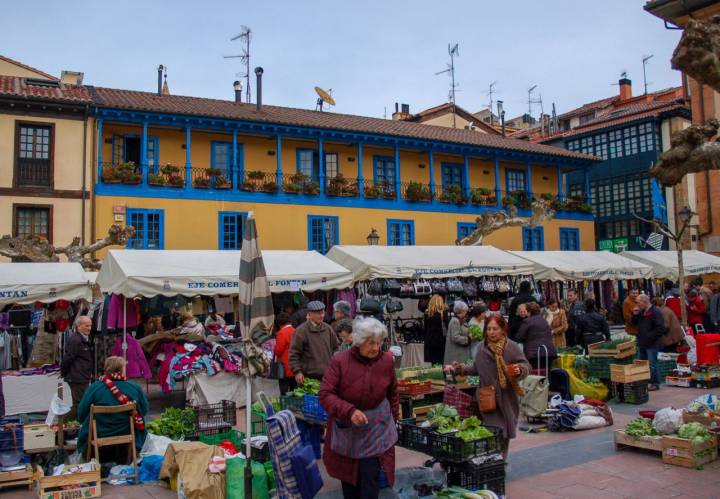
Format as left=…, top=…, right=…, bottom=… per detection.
left=238, top=212, right=275, bottom=341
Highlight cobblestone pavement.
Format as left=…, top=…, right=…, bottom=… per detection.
left=3, top=385, right=720, bottom=498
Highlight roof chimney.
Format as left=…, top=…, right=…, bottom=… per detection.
left=60, top=70, right=83, bottom=86
left=619, top=77, right=632, bottom=101
left=233, top=80, right=243, bottom=103
left=392, top=102, right=412, bottom=121
left=157, top=65, right=164, bottom=96
left=255, top=67, right=264, bottom=111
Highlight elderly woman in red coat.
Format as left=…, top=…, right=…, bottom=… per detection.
left=445, top=313, right=530, bottom=459
left=319, top=317, right=399, bottom=499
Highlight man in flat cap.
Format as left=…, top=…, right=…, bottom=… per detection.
left=289, top=300, right=339, bottom=386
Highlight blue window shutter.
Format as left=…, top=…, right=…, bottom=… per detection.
left=559, top=228, right=579, bottom=251
left=457, top=222, right=475, bottom=240
left=307, top=215, right=338, bottom=254
left=126, top=208, right=164, bottom=249
left=218, top=212, right=247, bottom=249
left=387, top=219, right=415, bottom=246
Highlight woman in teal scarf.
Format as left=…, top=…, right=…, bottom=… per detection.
left=77, top=356, right=149, bottom=457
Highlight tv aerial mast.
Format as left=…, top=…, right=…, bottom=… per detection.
left=435, top=43, right=460, bottom=128
left=485, top=81, right=497, bottom=125
left=642, top=54, right=654, bottom=94
left=224, top=26, right=252, bottom=104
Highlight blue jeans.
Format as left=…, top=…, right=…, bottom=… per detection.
left=637, top=346, right=660, bottom=385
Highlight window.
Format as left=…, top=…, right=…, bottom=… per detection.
left=522, top=227, right=544, bottom=250
left=14, top=206, right=50, bottom=241
left=595, top=180, right=612, bottom=218
left=308, top=215, right=338, bottom=254
left=580, top=136, right=594, bottom=155
left=457, top=222, right=476, bottom=241
left=638, top=122, right=655, bottom=152
left=568, top=183, right=583, bottom=199
left=218, top=212, right=247, bottom=250
left=559, top=228, right=580, bottom=251
left=112, top=135, right=159, bottom=169
left=325, top=153, right=338, bottom=179
left=441, top=163, right=464, bottom=189
left=16, top=123, right=52, bottom=187
left=612, top=182, right=626, bottom=216
left=623, top=126, right=638, bottom=156
left=627, top=178, right=643, bottom=213
left=506, top=169, right=526, bottom=193
left=373, top=156, right=396, bottom=185
left=126, top=209, right=164, bottom=249
left=566, top=140, right=579, bottom=152
left=594, top=133, right=608, bottom=160
left=608, top=129, right=623, bottom=158
left=387, top=219, right=414, bottom=246
left=211, top=142, right=231, bottom=172
left=296, top=149, right=317, bottom=180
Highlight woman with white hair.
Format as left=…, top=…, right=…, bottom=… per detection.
left=444, top=301, right=470, bottom=364
left=320, top=317, right=399, bottom=498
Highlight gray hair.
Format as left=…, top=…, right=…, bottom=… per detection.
left=637, top=293, right=651, bottom=305
left=351, top=317, right=387, bottom=347
left=333, top=300, right=352, bottom=316
left=453, top=301, right=469, bottom=314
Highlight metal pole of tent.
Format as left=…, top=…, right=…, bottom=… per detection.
left=123, top=297, right=127, bottom=361
left=246, top=376, right=252, bottom=459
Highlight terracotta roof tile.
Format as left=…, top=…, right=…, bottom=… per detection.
left=91, top=86, right=595, bottom=161
left=0, top=55, right=58, bottom=81
left=0, top=75, right=92, bottom=103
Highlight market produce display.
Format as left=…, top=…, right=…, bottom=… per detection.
left=456, top=417, right=494, bottom=442
left=436, top=486, right=500, bottom=498
left=625, top=417, right=657, bottom=438
left=290, top=378, right=321, bottom=397
left=558, top=345, right=584, bottom=355
left=251, top=399, right=281, bottom=413
left=468, top=325, right=484, bottom=342
left=677, top=422, right=713, bottom=443
left=146, top=407, right=196, bottom=440
left=426, top=406, right=494, bottom=442
left=595, top=337, right=634, bottom=349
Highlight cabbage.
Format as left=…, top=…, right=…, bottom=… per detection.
left=678, top=422, right=712, bottom=443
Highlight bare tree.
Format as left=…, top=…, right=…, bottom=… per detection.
left=456, top=198, right=556, bottom=246
left=0, top=224, right=135, bottom=270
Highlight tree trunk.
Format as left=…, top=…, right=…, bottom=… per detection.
left=677, top=246, right=688, bottom=328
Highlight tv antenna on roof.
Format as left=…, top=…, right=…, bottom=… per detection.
left=224, top=26, right=252, bottom=104
left=642, top=54, right=654, bottom=94
left=484, top=81, right=497, bottom=125
left=435, top=43, right=460, bottom=128
left=527, top=85, right=542, bottom=120
left=315, top=87, right=335, bottom=111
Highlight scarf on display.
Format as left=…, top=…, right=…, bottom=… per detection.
left=100, top=372, right=145, bottom=431
left=486, top=335, right=524, bottom=397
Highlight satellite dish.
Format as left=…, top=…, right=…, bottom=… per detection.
left=315, top=86, right=336, bottom=111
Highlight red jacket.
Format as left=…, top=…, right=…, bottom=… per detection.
left=666, top=296, right=682, bottom=321
left=319, top=348, right=399, bottom=487
left=273, top=324, right=295, bottom=378
left=688, top=296, right=706, bottom=326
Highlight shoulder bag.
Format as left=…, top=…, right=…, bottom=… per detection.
left=477, top=385, right=497, bottom=413
left=447, top=278, right=464, bottom=294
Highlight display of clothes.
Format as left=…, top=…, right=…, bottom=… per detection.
left=0, top=331, right=22, bottom=371
left=106, top=294, right=140, bottom=330
left=111, top=335, right=151, bottom=380
left=213, top=297, right=233, bottom=316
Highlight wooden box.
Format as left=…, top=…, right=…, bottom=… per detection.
left=0, top=464, right=33, bottom=491
left=661, top=435, right=718, bottom=468
left=682, top=411, right=720, bottom=429
left=665, top=376, right=693, bottom=387
left=611, top=360, right=651, bottom=383
left=37, top=460, right=101, bottom=499
left=588, top=339, right=636, bottom=359
left=23, top=424, right=56, bottom=452
left=613, top=429, right=662, bottom=453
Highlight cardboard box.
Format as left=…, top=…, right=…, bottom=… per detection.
left=23, top=424, right=55, bottom=452
left=661, top=435, right=718, bottom=468
left=37, top=460, right=101, bottom=499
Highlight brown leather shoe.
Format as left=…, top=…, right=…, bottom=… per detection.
left=648, top=383, right=660, bottom=391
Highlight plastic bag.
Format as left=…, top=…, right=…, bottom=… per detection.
left=652, top=407, right=684, bottom=435
left=108, top=464, right=136, bottom=485
left=139, top=455, right=163, bottom=483
left=574, top=415, right=607, bottom=430
left=226, top=458, right=269, bottom=499
left=687, top=394, right=720, bottom=414
left=556, top=355, right=609, bottom=401
left=140, top=433, right=175, bottom=458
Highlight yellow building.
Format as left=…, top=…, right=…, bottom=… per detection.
left=0, top=56, right=93, bottom=255
left=90, top=71, right=597, bottom=254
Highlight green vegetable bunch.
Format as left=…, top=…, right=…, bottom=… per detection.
left=597, top=337, right=634, bottom=349
left=468, top=325, right=484, bottom=342
left=678, top=422, right=712, bottom=443
left=291, top=378, right=321, bottom=397
left=625, top=417, right=656, bottom=438
left=251, top=398, right=281, bottom=413
left=456, top=416, right=493, bottom=442
left=146, top=407, right=196, bottom=440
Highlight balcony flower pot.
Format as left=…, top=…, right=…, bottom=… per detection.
left=260, top=181, right=279, bottom=193
left=240, top=182, right=256, bottom=192
left=247, top=170, right=265, bottom=180
left=148, top=173, right=166, bottom=186
left=363, top=185, right=380, bottom=199
left=289, top=172, right=310, bottom=184
left=540, top=192, right=554, bottom=201
left=206, top=168, right=223, bottom=177
left=168, top=175, right=184, bottom=187
left=214, top=176, right=232, bottom=189
left=160, top=164, right=180, bottom=176
left=439, top=185, right=466, bottom=205
left=122, top=174, right=142, bottom=185
left=194, top=177, right=211, bottom=188
left=303, top=181, right=320, bottom=195
left=102, top=171, right=121, bottom=183
left=406, top=181, right=432, bottom=202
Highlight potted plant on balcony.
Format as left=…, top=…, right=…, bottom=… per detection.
left=161, top=164, right=180, bottom=176
left=148, top=173, right=166, bottom=186
left=303, top=181, right=320, bottom=195
left=470, top=187, right=493, bottom=206
left=378, top=180, right=396, bottom=200
left=240, top=181, right=256, bottom=191
left=247, top=170, right=265, bottom=180
left=540, top=192, right=554, bottom=201
left=122, top=171, right=142, bottom=184
left=206, top=168, right=223, bottom=177
left=194, top=176, right=211, bottom=188
left=215, top=176, right=232, bottom=189
left=260, top=181, right=279, bottom=193
left=578, top=203, right=593, bottom=214
left=102, top=168, right=121, bottom=184
left=363, top=184, right=380, bottom=199
left=405, top=181, right=432, bottom=202
left=168, top=175, right=184, bottom=187
left=439, top=184, right=467, bottom=205
left=327, top=174, right=349, bottom=197
left=283, top=182, right=301, bottom=194
left=503, top=190, right=531, bottom=209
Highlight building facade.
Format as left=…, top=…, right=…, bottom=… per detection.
left=0, top=56, right=93, bottom=256
left=514, top=79, right=690, bottom=252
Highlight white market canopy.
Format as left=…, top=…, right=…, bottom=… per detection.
left=0, top=262, right=93, bottom=305
left=508, top=251, right=654, bottom=281
left=325, top=245, right=535, bottom=281
left=96, top=249, right=354, bottom=297
left=622, top=250, right=720, bottom=280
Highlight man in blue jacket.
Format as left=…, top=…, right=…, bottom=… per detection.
left=632, top=294, right=667, bottom=391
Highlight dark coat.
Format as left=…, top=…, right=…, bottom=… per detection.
left=424, top=312, right=447, bottom=364
left=632, top=305, right=667, bottom=349
left=61, top=331, right=93, bottom=383
left=320, top=348, right=399, bottom=487
left=515, top=315, right=556, bottom=360
left=463, top=340, right=530, bottom=439
left=575, top=311, right=610, bottom=346
left=508, top=292, right=536, bottom=335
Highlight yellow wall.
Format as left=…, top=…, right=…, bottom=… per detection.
left=93, top=196, right=595, bottom=257
left=0, top=59, right=52, bottom=79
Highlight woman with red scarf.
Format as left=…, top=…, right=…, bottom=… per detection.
left=77, top=356, right=149, bottom=458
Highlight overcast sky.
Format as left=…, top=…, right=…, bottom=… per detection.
left=2, top=0, right=681, bottom=119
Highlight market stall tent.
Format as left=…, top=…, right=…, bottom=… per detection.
left=325, top=245, right=535, bottom=281
left=96, top=249, right=354, bottom=297
left=508, top=251, right=654, bottom=281
left=622, top=250, right=720, bottom=281
left=0, top=262, right=93, bottom=306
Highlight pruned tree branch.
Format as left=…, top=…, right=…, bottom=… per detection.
left=0, top=224, right=135, bottom=270
left=456, top=198, right=556, bottom=246
left=672, top=15, right=720, bottom=94
left=630, top=211, right=675, bottom=241
left=650, top=119, right=720, bottom=186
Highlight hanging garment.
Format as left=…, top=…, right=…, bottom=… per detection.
left=106, top=295, right=140, bottom=330
left=213, top=297, right=233, bottom=316
left=112, top=335, right=152, bottom=380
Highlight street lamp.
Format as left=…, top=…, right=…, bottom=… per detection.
left=366, top=228, right=380, bottom=246
left=676, top=206, right=696, bottom=328
left=678, top=206, right=693, bottom=224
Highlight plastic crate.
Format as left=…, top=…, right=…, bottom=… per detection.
left=251, top=410, right=267, bottom=436
left=657, top=359, right=677, bottom=381
left=445, top=459, right=506, bottom=495
left=588, top=356, right=633, bottom=380
left=302, top=395, right=327, bottom=423
left=428, top=425, right=502, bottom=463
left=251, top=441, right=271, bottom=462
left=611, top=381, right=649, bottom=405
left=396, top=418, right=431, bottom=454
left=280, top=394, right=304, bottom=414
left=398, top=380, right=433, bottom=396
left=695, top=378, right=720, bottom=389
left=0, top=417, right=24, bottom=459
left=193, top=400, right=236, bottom=435
left=199, top=428, right=245, bottom=448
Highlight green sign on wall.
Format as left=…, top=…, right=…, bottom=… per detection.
left=599, top=238, right=629, bottom=253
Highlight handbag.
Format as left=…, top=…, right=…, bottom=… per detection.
left=430, top=280, right=448, bottom=295
left=477, top=385, right=497, bottom=413
left=413, top=280, right=432, bottom=296
left=447, top=278, right=464, bottom=294
left=290, top=444, right=324, bottom=499
left=367, top=280, right=384, bottom=296
left=383, top=279, right=402, bottom=297
left=330, top=399, right=397, bottom=459
left=400, top=281, right=415, bottom=298
left=463, top=279, right=478, bottom=298
left=268, top=355, right=285, bottom=380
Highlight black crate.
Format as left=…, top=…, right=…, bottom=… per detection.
left=694, top=378, right=720, bottom=389
left=428, top=425, right=502, bottom=463
left=396, top=418, right=431, bottom=454
left=251, top=441, right=271, bottom=462
left=280, top=394, right=304, bottom=414
left=611, top=381, right=650, bottom=405
left=193, top=400, right=236, bottom=435
left=445, top=458, right=506, bottom=495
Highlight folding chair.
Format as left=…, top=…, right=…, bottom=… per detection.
left=86, top=403, right=139, bottom=484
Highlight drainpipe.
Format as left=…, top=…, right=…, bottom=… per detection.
left=90, top=107, right=98, bottom=251
left=81, top=104, right=89, bottom=245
